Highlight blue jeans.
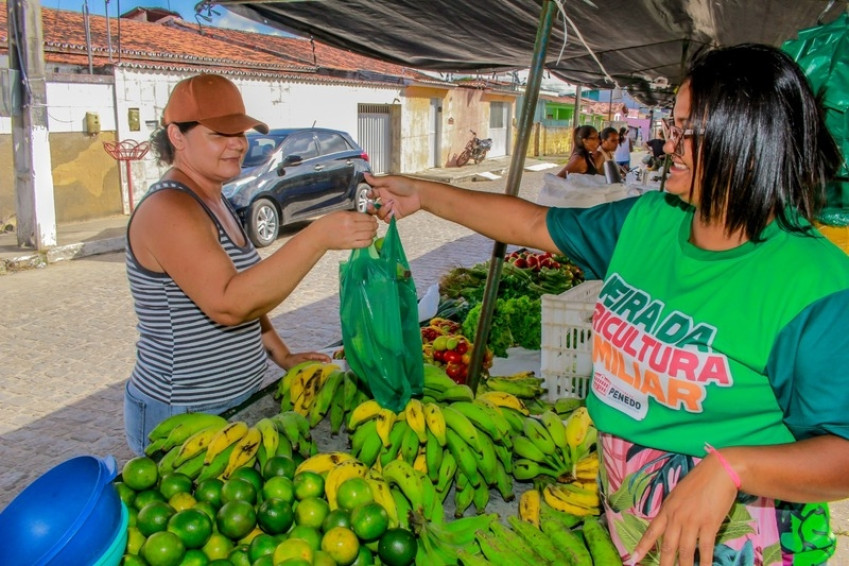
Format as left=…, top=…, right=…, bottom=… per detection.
left=124, top=380, right=258, bottom=456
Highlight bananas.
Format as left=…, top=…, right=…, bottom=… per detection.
left=479, top=373, right=547, bottom=399
left=221, top=426, right=261, bottom=479
left=518, top=489, right=541, bottom=528
left=204, top=421, right=250, bottom=465
left=542, top=482, right=601, bottom=516
left=146, top=412, right=229, bottom=456
left=295, top=451, right=355, bottom=476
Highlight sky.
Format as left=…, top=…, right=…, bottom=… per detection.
left=39, top=0, right=289, bottom=36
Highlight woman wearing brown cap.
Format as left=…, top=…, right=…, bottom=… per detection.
left=123, top=73, right=378, bottom=455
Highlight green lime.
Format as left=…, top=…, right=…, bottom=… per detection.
left=228, top=466, right=263, bottom=495
left=167, top=508, right=213, bottom=549
left=257, top=497, right=295, bottom=534
left=377, top=528, right=417, bottom=566
left=123, top=457, right=159, bottom=491
left=159, top=473, right=193, bottom=500
left=137, top=500, right=176, bottom=537
left=221, top=478, right=257, bottom=505
left=140, top=530, right=185, bottom=566
left=350, top=502, right=389, bottom=542
left=216, top=499, right=257, bottom=540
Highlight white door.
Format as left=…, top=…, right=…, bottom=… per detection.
left=357, top=104, right=391, bottom=174
left=489, top=101, right=510, bottom=157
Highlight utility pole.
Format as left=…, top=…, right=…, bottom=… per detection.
left=7, top=0, right=56, bottom=249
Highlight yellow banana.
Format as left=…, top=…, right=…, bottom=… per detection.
left=412, top=449, right=428, bottom=475
left=476, top=391, right=529, bottom=415
left=221, top=426, right=261, bottom=479
left=173, top=423, right=225, bottom=467
left=324, top=459, right=369, bottom=510
left=542, top=482, right=601, bottom=510
left=574, top=453, right=600, bottom=480
left=317, top=362, right=343, bottom=389
left=565, top=406, right=592, bottom=449
left=367, top=477, right=400, bottom=528
left=518, top=489, right=541, bottom=528
left=308, top=368, right=345, bottom=427
left=404, top=398, right=428, bottom=444
left=292, top=363, right=324, bottom=415
left=423, top=402, right=447, bottom=446
left=375, top=408, right=398, bottom=448
left=347, top=399, right=382, bottom=431
left=278, top=360, right=321, bottom=410
left=295, top=451, right=355, bottom=476
left=204, top=421, right=249, bottom=465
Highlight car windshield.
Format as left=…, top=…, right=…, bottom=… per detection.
left=242, top=134, right=288, bottom=169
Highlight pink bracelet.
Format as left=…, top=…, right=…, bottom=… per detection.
left=705, top=443, right=742, bottom=490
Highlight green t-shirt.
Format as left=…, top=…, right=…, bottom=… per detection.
left=547, top=191, right=849, bottom=455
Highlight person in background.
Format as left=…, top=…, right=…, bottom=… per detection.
left=644, top=129, right=666, bottom=170
left=614, top=126, right=633, bottom=172
left=124, top=73, right=377, bottom=455
left=365, top=43, right=849, bottom=565
left=597, top=126, right=620, bottom=166
left=556, top=125, right=601, bottom=177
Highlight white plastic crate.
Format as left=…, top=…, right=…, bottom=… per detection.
left=540, top=280, right=602, bottom=400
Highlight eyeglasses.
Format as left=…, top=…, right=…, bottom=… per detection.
left=661, top=118, right=694, bottom=157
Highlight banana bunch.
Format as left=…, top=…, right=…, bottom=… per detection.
left=145, top=412, right=229, bottom=457
left=478, top=371, right=546, bottom=399
left=494, top=495, right=621, bottom=566
left=268, top=410, right=318, bottom=461
left=416, top=513, right=497, bottom=565
left=276, top=362, right=372, bottom=434
left=511, top=407, right=598, bottom=483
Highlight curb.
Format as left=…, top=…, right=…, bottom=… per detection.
left=0, top=236, right=126, bottom=275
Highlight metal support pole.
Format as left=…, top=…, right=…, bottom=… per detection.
left=466, top=0, right=557, bottom=392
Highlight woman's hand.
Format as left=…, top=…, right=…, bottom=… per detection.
left=630, top=453, right=738, bottom=566
left=312, top=210, right=378, bottom=250
left=364, top=172, right=422, bottom=221
left=278, top=350, right=331, bottom=370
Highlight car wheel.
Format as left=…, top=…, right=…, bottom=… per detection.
left=354, top=183, right=371, bottom=213
left=247, top=198, right=280, bottom=248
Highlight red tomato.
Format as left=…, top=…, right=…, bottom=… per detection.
left=446, top=363, right=466, bottom=384
left=455, top=340, right=468, bottom=355
left=443, top=350, right=463, bottom=364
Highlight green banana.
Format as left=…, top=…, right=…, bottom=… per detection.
left=196, top=443, right=235, bottom=482
left=436, top=384, right=475, bottom=403
left=582, top=515, right=623, bottom=565
left=500, top=407, right=527, bottom=433
left=483, top=376, right=545, bottom=398
left=445, top=429, right=482, bottom=487
left=356, top=429, right=383, bottom=468
left=275, top=432, right=293, bottom=459
left=539, top=498, right=584, bottom=530
left=147, top=412, right=219, bottom=443
left=156, top=445, right=181, bottom=476
left=474, top=432, right=499, bottom=487
left=489, top=520, right=546, bottom=563
left=539, top=410, right=568, bottom=451
left=329, top=380, right=346, bottom=435
left=540, top=513, right=593, bottom=565
left=425, top=430, right=444, bottom=483
left=493, top=443, right=514, bottom=475
left=391, top=485, right=412, bottom=530
left=513, top=459, right=561, bottom=481
left=437, top=512, right=498, bottom=547
left=471, top=399, right=515, bottom=447
left=453, top=472, right=475, bottom=518
left=399, top=424, right=420, bottom=465
left=507, top=516, right=561, bottom=562
left=350, top=419, right=378, bottom=455
left=449, top=401, right=501, bottom=440
left=554, top=397, right=584, bottom=417
left=173, top=451, right=206, bottom=479
left=342, top=371, right=360, bottom=412
left=523, top=416, right=557, bottom=456
left=435, top=450, right=457, bottom=496
left=494, top=460, right=515, bottom=502
left=157, top=413, right=229, bottom=453
left=382, top=460, right=425, bottom=515
left=512, top=435, right=554, bottom=464
left=442, top=405, right=482, bottom=453
left=379, top=421, right=409, bottom=467
left=475, top=530, right=536, bottom=566
left=472, top=481, right=490, bottom=514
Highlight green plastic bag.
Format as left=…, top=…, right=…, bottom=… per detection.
left=339, top=218, right=423, bottom=411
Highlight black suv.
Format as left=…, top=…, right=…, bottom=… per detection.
left=224, top=128, right=372, bottom=247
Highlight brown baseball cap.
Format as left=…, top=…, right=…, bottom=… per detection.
left=162, top=73, right=268, bottom=135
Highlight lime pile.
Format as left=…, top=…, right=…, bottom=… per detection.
left=117, top=455, right=417, bottom=566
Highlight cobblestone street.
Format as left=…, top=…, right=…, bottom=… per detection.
left=1, top=168, right=846, bottom=562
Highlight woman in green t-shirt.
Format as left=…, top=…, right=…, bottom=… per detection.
left=366, top=44, right=849, bottom=566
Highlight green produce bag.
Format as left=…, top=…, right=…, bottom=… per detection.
left=339, top=217, right=424, bottom=411
left=782, top=13, right=849, bottom=209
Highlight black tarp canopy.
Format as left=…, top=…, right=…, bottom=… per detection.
left=210, top=0, right=846, bottom=106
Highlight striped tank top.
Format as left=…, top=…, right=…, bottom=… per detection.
left=126, top=181, right=267, bottom=406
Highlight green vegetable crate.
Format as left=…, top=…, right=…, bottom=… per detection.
left=540, top=280, right=602, bottom=400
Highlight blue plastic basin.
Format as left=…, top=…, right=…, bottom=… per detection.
left=0, top=455, right=122, bottom=566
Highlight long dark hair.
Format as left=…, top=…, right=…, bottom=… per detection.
left=685, top=43, right=841, bottom=241
left=572, top=125, right=598, bottom=160
left=150, top=121, right=199, bottom=165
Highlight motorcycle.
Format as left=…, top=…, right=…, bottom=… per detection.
left=456, top=129, right=493, bottom=166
